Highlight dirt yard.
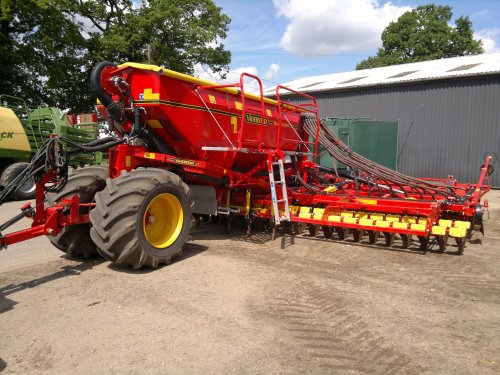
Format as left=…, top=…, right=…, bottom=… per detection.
left=1, top=192, right=499, bottom=374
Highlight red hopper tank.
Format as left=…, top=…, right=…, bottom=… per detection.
left=96, top=62, right=306, bottom=172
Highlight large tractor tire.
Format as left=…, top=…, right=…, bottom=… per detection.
left=89, top=168, right=192, bottom=269
left=47, top=166, right=108, bottom=258
left=0, top=162, right=36, bottom=200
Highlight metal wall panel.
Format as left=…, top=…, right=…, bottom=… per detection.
left=290, top=76, right=500, bottom=186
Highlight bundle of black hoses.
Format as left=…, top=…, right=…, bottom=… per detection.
left=0, top=135, right=124, bottom=205
left=301, top=115, right=463, bottom=200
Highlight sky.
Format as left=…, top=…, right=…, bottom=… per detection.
left=197, top=0, right=500, bottom=88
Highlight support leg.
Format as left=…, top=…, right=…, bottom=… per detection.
left=401, top=234, right=412, bottom=249
left=246, top=219, right=252, bottom=236
left=292, top=222, right=303, bottom=235
left=336, top=227, right=346, bottom=240
left=384, top=232, right=395, bottom=247
left=321, top=225, right=333, bottom=238
left=438, top=234, right=448, bottom=253
left=352, top=229, right=364, bottom=242
left=456, top=237, right=466, bottom=254
left=368, top=231, right=379, bottom=244
left=418, top=235, right=429, bottom=251
left=307, top=224, right=318, bottom=237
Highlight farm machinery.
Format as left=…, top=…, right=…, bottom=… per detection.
left=0, top=95, right=101, bottom=200
left=0, top=62, right=491, bottom=268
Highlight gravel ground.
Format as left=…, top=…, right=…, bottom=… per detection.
left=0, top=192, right=499, bottom=374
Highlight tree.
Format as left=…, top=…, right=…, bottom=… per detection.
left=0, top=1, right=89, bottom=111
left=356, top=4, right=483, bottom=70
left=0, top=0, right=231, bottom=112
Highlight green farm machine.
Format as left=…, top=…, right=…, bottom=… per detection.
left=0, top=95, right=101, bottom=200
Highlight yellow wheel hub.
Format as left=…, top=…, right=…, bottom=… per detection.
left=143, top=193, right=184, bottom=248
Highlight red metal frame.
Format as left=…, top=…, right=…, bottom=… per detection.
left=275, top=85, right=321, bottom=156
left=198, top=73, right=268, bottom=151
left=1, top=179, right=92, bottom=247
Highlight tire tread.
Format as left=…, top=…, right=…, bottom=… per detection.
left=46, top=166, right=108, bottom=258
left=90, top=168, right=191, bottom=268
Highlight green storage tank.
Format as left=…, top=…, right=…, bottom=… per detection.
left=318, top=118, right=398, bottom=171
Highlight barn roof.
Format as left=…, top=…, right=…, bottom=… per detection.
left=264, top=52, right=500, bottom=96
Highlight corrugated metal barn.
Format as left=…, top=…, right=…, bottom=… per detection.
left=266, top=53, right=500, bottom=187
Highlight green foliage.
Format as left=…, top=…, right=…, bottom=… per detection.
left=0, top=0, right=231, bottom=112
left=356, top=4, right=484, bottom=70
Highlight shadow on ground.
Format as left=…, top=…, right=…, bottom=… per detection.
left=107, top=242, right=209, bottom=273
left=0, top=258, right=104, bottom=314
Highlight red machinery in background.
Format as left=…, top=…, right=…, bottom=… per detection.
left=0, top=62, right=491, bottom=268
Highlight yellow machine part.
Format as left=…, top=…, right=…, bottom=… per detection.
left=0, top=107, right=31, bottom=160
left=288, top=207, right=472, bottom=239
left=244, top=202, right=473, bottom=240
left=143, top=193, right=184, bottom=248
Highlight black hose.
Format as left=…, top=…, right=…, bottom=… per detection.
left=290, top=155, right=327, bottom=193
left=90, top=61, right=123, bottom=124
left=0, top=138, right=66, bottom=204
left=0, top=134, right=125, bottom=205
left=141, top=127, right=172, bottom=154
left=459, top=187, right=476, bottom=203
left=302, top=115, right=462, bottom=200
left=63, top=137, right=125, bottom=154
left=84, top=136, right=116, bottom=147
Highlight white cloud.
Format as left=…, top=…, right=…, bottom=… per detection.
left=193, top=63, right=222, bottom=81
left=273, top=0, right=410, bottom=55
left=475, top=28, right=500, bottom=53
left=194, top=64, right=258, bottom=82
left=227, top=66, right=259, bottom=79
left=264, top=63, right=280, bottom=80
left=229, top=66, right=261, bottom=92
left=193, top=64, right=261, bottom=91
left=193, top=64, right=282, bottom=92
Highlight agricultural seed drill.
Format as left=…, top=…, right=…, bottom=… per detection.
left=0, top=62, right=491, bottom=269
